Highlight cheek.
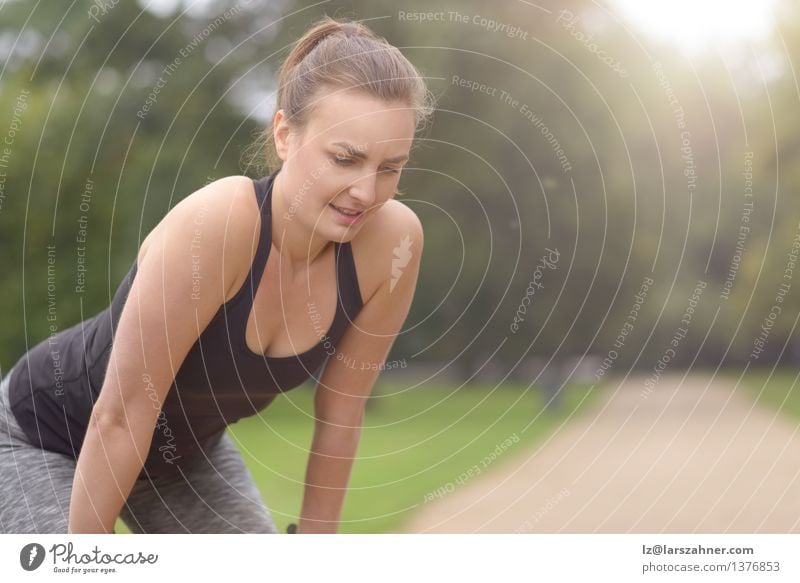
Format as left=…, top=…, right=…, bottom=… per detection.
left=378, top=180, right=399, bottom=200
left=310, top=175, right=339, bottom=204
left=300, top=181, right=341, bottom=220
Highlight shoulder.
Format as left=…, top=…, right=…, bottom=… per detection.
left=350, top=199, right=424, bottom=302
left=381, top=198, right=424, bottom=241
left=195, top=175, right=258, bottom=216
left=144, top=175, right=256, bottom=232
left=138, top=175, right=261, bottom=300
left=357, top=198, right=424, bottom=246
left=141, top=175, right=258, bottom=256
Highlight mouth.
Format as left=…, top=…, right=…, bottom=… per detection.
left=328, top=203, right=365, bottom=224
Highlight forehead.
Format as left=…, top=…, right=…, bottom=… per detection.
left=304, top=88, right=416, bottom=148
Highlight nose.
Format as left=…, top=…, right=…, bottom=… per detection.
left=348, top=171, right=377, bottom=209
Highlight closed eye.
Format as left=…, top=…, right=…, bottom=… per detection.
left=334, top=154, right=400, bottom=174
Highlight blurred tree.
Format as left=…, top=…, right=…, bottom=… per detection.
left=2, top=0, right=799, bottom=376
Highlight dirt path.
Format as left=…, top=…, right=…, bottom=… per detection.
left=402, top=373, right=800, bottom=533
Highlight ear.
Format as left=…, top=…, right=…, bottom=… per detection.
left=273, top=109, right=291, bottom=162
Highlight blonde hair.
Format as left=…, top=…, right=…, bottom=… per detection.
left=242, top=16, right=434, bottom=175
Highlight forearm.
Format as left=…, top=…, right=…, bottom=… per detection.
left=298, top=424, right=362, bottom=533
left=68, top=413, right=155, bottom=534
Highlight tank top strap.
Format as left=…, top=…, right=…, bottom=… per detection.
left=333, top=240, right=364, bottom=323
left=223, top=172, right=277, bottom=332
left=248, top=171, right=276, bottom=291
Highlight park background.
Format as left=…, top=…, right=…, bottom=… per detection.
left=1, top=0, right=800, bottom=533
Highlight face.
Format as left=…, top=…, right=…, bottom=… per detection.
left=273, top=87, right=416, bottom=241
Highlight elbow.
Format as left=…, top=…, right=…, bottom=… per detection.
left=84, top=407, right=139, bottom=450
left=84, top=403, right=156, bottom=466
left=89, top=398, right=156, bottom=436
left=89, top=404, right=127, bottom=431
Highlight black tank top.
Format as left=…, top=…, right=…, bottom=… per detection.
left=8, top=170, right=364, bottom=478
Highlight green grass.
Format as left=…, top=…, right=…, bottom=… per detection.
left=115, top=379, right=599, bottom=534
left=739, top=368, right=800, bottom=421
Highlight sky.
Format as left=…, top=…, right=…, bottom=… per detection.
left=607, top=0, right=781, bottom=56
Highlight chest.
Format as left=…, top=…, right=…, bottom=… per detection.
left=244, top=245, right=341, bottom=359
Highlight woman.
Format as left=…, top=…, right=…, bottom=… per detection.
left=0, top=16, right=433, bottom=534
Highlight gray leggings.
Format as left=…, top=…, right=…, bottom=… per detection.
left=0, top=365, right=278, bottom=534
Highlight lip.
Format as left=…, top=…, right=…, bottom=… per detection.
left=329, top=203, right=365, bottom=225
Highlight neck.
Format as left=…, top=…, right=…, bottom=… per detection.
left=270, top=170, right=333, bottom=274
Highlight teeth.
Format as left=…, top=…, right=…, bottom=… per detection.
left=332, top=204, right=361, bottom=216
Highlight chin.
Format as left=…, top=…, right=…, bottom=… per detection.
left=316, top=207, right=368, bottom=240
left=302, top=218, right=354, bottom=245
left=329, top=228, right=359, bottom=244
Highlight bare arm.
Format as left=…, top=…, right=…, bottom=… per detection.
left=298, top=207, right=423, bottom=534
left=67, top=177, right=257, bottom=533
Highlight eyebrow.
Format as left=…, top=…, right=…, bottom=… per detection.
left=331, top=141, right=409, bottom=163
